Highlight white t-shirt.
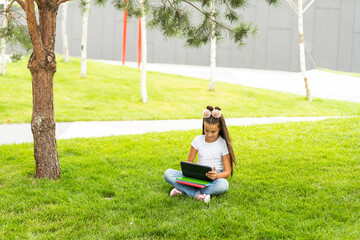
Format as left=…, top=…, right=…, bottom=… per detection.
left=191, top=135, right=229, bottom=172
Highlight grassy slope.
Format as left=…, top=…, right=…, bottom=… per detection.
left=1, top=57, right=360, bottom=124
left=319, top=68, right=360, bottom=78
left=0, top=117, right=359, bottom=239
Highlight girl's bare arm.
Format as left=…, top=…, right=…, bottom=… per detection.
left=187, top=146, right=197, bottom=163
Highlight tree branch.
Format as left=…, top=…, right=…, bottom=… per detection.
left=164, top=0, right=186, bottom=21
left=222, top=0, right=233, bottom=14
left=180, top=0, right=233, bottom=33
left=1, top=0, right=25, bottom=23
left=24, top=0, right=43, bottom=58
left=180, top=0, right=204, bottom=15
left=165, top=0, right=178, bottom=12
left=285, top=0, right=298, bottom=14
left=6, top=0, right=16, bottom=11
left=191, top=17, right=210, bottom=40
left=0, top=0, right=15, bottom=26
left=14, top=0, right=25, bottom=10
left=57, top=0, right=70, bottom=6
left=303, top=0, right=315, bottom=14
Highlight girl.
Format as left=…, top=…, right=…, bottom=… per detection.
left=164, top=106, right=236, bottom=203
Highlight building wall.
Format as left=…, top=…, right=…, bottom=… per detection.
left=55, top=0, right=360, bottom=72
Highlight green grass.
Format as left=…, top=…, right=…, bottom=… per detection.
left=1, top=57, right=360, bottom=124
left=319, top=68, right=360, bottom=78
left=1, top=117, right=359, bottom=239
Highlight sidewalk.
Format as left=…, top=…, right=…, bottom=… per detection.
left=97, top=60, right=360, bottom=104
left=0, top=117, right=340, bottom=145
left=1, top=61, right=359, bottom=145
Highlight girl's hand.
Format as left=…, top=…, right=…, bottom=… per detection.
left=206, top=166, right=218, bottom=180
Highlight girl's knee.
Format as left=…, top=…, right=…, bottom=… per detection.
left=213, top=178, right=229, bottom=194
left=164, top=169, right=180, bottom=182
left=223, top=179, right=229, bottom=187
left=202, top=178, right=229, bottom=196
left=164, top=168, right=175, bottom=176
left=164, top=169, right=172, bottom=181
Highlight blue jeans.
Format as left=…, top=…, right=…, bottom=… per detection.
left=164, top=169, right=229, bottom=198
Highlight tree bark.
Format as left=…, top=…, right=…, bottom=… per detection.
left=140, top=10, right=147, bottom=103
left=139, top=0, right=148, bottom=103
left=297, top=0, right=312, bottom=102
left=209, top=0, right=216, bottom=91
left=29, top=54, right=60, bottom=179
left=81, top=0, right=90, bottom=78
left=1, top=0, right=8, bottom=76
left=62, top=2, right=69, bottom=62
left=23, top=0, right=61, bottom=179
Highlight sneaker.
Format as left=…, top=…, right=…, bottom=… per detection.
left=169, top=188, right=183, bottom=197
left=196, top=194, right=211, bottom=203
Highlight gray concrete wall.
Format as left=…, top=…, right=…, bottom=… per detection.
left=55, top=0, right=360, bottom=72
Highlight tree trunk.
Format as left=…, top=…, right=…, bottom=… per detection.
left=24, top=0, right=60, bottom=179
left=62, top=2, right=69, bottom=62
left=140, top=0, right=147, bottom=103
left=298, top=0, right=312, bottom=102
left=29, top=54, right=60, bottom=179
left=209, top=0, right=216, bottom=91
left=81, top=0, right=90, bottom=78
left=1, top=0, right=8, bottom=76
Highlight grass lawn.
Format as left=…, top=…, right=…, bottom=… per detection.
left=320, top=68, right=360, bottom=78
left=0, top=117, right=359, bottom=239
left=1, top=57, right=360, bottom=124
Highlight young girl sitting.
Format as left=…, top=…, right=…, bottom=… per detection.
left=164, top=106, right=236, bottom=203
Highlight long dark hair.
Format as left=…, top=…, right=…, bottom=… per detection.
left=202, top=106, right=236, bottom=176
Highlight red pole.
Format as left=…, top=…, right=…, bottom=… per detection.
left=137, top=17, right=141, bottom=69
left=122, top=6, right=128, bottom=66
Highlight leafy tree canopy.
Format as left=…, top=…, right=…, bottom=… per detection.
left=109, top=0, right=280, bottom=47
left=0, top=5, right=32, bottom=61
left=0, top=0, right=279, bottom=59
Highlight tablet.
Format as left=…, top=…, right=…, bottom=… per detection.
left=180, top=161, right=213, bottom=182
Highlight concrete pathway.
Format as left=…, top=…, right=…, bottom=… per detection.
left=1, top=61, right=358, bottom=145
left=0, top=117, right=340, bottom=145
